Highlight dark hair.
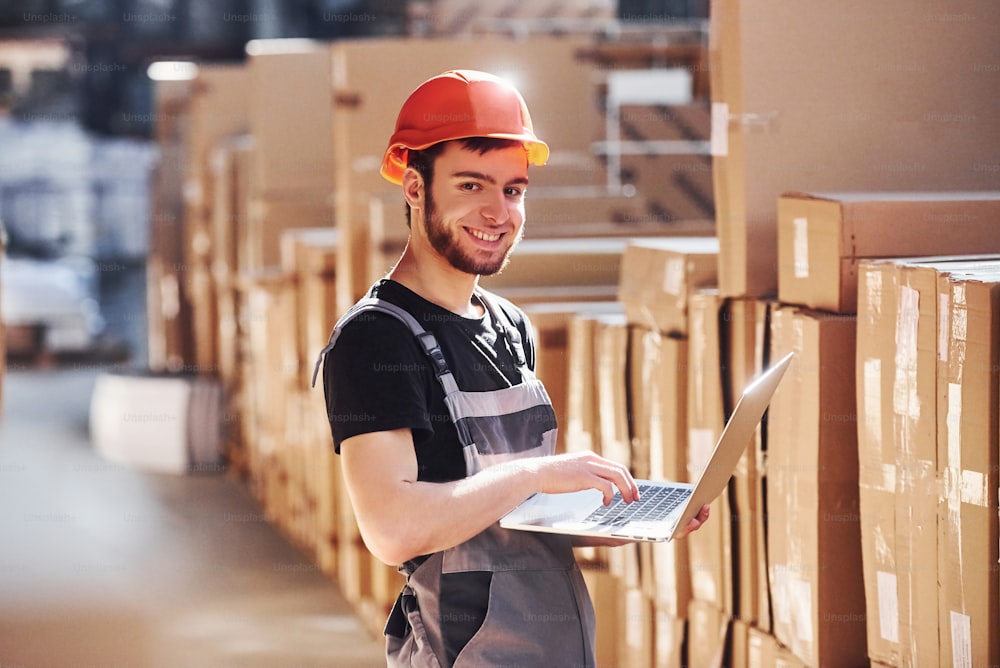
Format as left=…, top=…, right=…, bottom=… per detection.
left=404, top=137, right=525, bottom=227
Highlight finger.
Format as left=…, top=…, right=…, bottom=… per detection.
left=607, top=462, right=638, bottom=503
left=595, top=478, right=616, bottom=506
left=587, top=459, right=634, bottom=503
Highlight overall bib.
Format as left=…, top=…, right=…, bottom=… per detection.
left=314, top=289, right=597, bottom=667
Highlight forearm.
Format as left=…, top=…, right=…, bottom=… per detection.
left=371, top=460, right=539, bottom=562
left=342, top=430, right=638, bottom=566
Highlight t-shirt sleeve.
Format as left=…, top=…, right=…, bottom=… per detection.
left=322, top=313, right=434, bottom=453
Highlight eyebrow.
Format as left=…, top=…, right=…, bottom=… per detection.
left=450, top=170, right=530, bottom=187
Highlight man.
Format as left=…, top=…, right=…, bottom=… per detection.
left=318, top=69, right=709, bottom=666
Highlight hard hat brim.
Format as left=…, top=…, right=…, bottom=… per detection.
left=380, top=136, right=550, bottom=186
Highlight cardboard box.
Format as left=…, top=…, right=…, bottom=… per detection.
left=480, top=237, right=631, bottom=292
left=246, top=39, right=335, bottom=195
left=778, top=191, right=1000, bottom=313
left=855, top=259, right=904, bottom=666
left=730, top=617, right=751, bottom=668
left=582, top=565, right=621, bottom=667
left=524, top=192, right=650, bottom=228
left=687, top=598, right=730, bottom=668
left=629, top=327, right=692, bottom=620
left=767, top=306, right=867, bottom=667
left=724, top=297, right=771, bottom=630
left=747, top=627, right=778, bottom=668
left=176, top=65, right=252, bottom=374
left=208, top=134, right=254, bottom=390
left=617, top=237, right=719, bottom=335
left=521, top=301, right=621, bottom=454
left=653, top=607, right=686, bottom=668
left=936, top=271, right=1000, bottom=668
left=185, top=64, right=251, bottom=186
left=279, top=228, right=339, bottom=391
left=746, top=629, right=809, bottom=668
left=646, top=539, right=691, bottom=623
left=686, top=289, right=733, bottom=612
left=856, top=257, right=1000, bottom=666
left=709, top=0, right=1000, bottom=298
left=594, top=313, right=631, bottom=468
left=565, top=312, right=601, bottom=457
left=244, top=193, right=335, bottom=272
left=628, top=327, right=688, bottom=482
left=618, top=587, right=655, bottom=668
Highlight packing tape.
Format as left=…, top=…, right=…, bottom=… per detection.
left=893, top=286, right=920, bottom=421
left=862, top=357, right=883, bottom=466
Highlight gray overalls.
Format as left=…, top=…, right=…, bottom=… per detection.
left=314, top=289, right=597, bottom=667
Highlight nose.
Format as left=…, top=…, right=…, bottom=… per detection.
left=481, top=189, right=511, bottom=226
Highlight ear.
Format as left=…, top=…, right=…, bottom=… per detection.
left=401, top=167, right=424, bottom=212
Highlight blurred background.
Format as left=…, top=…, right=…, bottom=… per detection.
left=0, top=0, right=709, bottom=368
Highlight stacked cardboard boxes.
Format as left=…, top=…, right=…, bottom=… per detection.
left=180, top=65, right=251, bottom=376
left=146, top=75, right=196, bottom=371
left=709, top=0, right=1000, bottom=298
left=243, top=39, right=337, bottom=270
left=706, top=0, right=1000, bottom=662
left=557, top=238, right=725, bottom=664
left=855, top=256, right=1000, bottom=667
left=769, top=194, right=1000, bottom=667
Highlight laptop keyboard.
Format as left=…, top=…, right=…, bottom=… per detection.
left=583, top=484, right=689, bottom=527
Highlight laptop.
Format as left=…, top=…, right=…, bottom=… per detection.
left=500, top=352, right=794, bottom=542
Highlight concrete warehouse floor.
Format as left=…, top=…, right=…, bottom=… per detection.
left=0, top=366, right=386, bottom=668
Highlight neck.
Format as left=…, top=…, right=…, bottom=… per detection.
left=389, top=243, right=483, bottom=317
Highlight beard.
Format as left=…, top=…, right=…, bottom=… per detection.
left=422, top=190, right=522, bottom=276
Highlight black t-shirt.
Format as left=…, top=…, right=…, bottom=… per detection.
left=322, top=279, right=538, bottom=482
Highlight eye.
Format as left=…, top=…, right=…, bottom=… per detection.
left=459, top=182, right=481, bottom=192
left=505, top=186, right=525, bottom=198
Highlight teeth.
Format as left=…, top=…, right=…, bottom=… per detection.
left=469, top=229, right=501, bottom=242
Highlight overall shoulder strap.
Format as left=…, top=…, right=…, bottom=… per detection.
left=311, top=297, right=460, bottom=396
left=475, top=288, right=527, bottom=369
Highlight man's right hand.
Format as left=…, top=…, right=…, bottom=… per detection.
left=518, top=451, right=640, bottom=506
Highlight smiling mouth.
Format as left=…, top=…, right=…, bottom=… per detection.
left=467, top=228, right=503, bottom=242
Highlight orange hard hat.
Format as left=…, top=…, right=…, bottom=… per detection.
left=380, top=69, right=549, bottom=185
